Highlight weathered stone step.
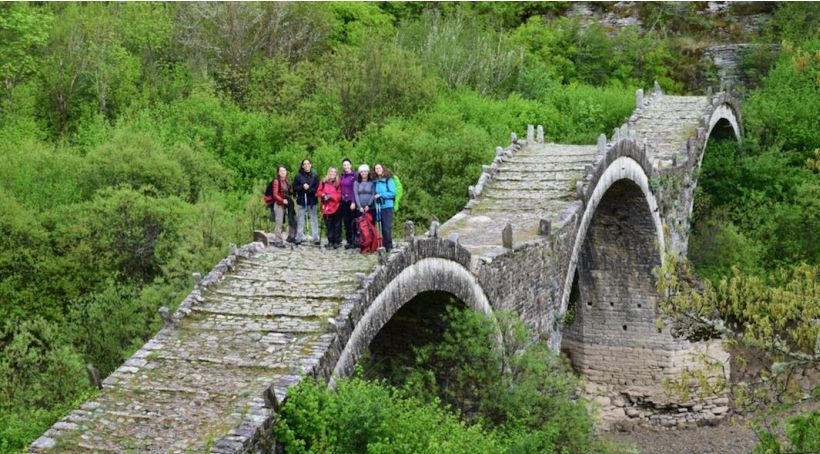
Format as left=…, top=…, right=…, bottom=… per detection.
left=236, top=259, right=370, bottom=274
left=525, top=144, right=598, bottom=155
left=471, top=204, right=566, bottom=216
left=56, top=389, right=242, bottom=453
left=193, top=299, right=340, bottom=317
left=211, top=288, right=348, bottom=300
left=119, top=358, right=278, bottom=396
left=225, top=268, right=355, bottom=286
left=496, top=164, right=590, bottom=176
left=503, top=155, right=596, bottom=165
left=479, top=189, right=573, bottom=202
left=182, top=313, right=326, bottom=333
left=489, top=180, right=577, bottom=192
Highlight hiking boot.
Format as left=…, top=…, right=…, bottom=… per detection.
left=333, top=243, right=342, bottom=249
left=286, top=237, right=296, bottom=244
left=314, top=240, right=321, bottom=246
left=294, top=240, right=302, bottom=246
left=324, top=243, right=333, bottom=249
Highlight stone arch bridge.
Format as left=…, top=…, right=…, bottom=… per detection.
left=32, top=85, right=740, bottom=452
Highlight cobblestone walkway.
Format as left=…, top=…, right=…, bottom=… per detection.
left=634, top=95, right=709, bottom=162
left=31, top=246, right=376, bottom=452
left=441, top=143, right=596, bottom=256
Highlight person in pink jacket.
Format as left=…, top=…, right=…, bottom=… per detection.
left=317, top=167, right=343, bottom=249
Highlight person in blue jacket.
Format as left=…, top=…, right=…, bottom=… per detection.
left=372, top=163, right=396, bottom=251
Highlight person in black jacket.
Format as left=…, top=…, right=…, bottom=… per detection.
left=293, top=159, right=320, bottom=246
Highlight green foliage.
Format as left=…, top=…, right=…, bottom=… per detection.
left=0, top=317, right=89, bottom=410
left=278, top=309, right=619, bottom=454
left=402, top=308, right=604, bottom=453
left=398, top=10, right=523, bottom=95
left=744, top=40, right=820, bottom=154
left=511, top=17, right=679, bottom=91
left=755, top=410, right=820, bottom=454
left=761, top=3, right=820, bottom=46
left=274, top=377, right=500, bottom=454
left=328, top=39, right=437, bottom=139
left=0, top=3, right=52, bottom=97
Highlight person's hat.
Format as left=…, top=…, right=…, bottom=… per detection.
left=358, top=164, right=370, bottom=173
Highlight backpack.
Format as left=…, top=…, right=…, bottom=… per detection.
left=356, top=214, right=380, bottom=253
left=392, top=175, right=403, bottom=213
left=263, top=180, right=274, bottom=207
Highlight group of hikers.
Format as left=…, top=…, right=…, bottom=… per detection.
left=264, top=158, right=399, bottom=253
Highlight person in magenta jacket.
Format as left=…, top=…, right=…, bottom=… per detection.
left=339, top=158, right=358, bottom=249
left=317, top=167, right=343, bottom=249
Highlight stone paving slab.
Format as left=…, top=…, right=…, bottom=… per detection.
left=634, top=95, right=709, bottom=161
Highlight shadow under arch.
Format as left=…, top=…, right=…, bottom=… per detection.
left=331, top=257, right=494, bottom=386
left=362, top=290, right=467, bottom=383
left=697, top=101, right=742, bottom=169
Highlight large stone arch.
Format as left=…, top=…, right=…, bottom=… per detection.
left=560, top=157, right=666, bottom=349
left=557, top=148, right=664, bottom=337
left=330, top=257, right=493, bottom=385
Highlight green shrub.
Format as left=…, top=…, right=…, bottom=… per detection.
left=398, top=10, right=523, bottom=95
left=743, top=40, right=820, bottom=154
left=274, top=377, right=501, bottom=454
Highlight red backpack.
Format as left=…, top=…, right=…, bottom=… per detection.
left=356, top=213, right=380, bottom=253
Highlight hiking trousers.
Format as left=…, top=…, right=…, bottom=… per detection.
left=340, top=201, right=357, bottom=246
left=325, top=210, right=343, bottom=245
left=379, top=206, right=393, bottom=251
left=296, top=204, right=319, bottom=242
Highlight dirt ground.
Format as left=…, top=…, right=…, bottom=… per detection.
left=605, top=417, right=760, bottom=453
left=604, top=400, right=818, bottom=454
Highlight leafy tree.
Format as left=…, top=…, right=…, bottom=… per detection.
left=744, top=40, right=819, bottom=154
left=274, top=376, right=502, bottom=454
left=328, top=39, right=437, bottom=139
left=0, top=3, right=52, bottom=97
left=398, top=10, right=523, bottom=95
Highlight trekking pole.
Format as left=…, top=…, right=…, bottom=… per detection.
left=304, top=191, right=309, bottom=243
left=375, top=200, right=383, bottom=248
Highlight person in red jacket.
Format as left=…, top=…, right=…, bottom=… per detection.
left=317, top=167, right=343, bottom=249
left=264, top=165, right=296, bottom=247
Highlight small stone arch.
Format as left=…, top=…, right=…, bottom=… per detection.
left=698, top=101, right=742, bottom=168
left=331, top=257, right=493, bottom=385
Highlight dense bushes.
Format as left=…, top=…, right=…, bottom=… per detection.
left=276, top=309, right=621, bottom=454
left=691, top=40, right=820, bottom=281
